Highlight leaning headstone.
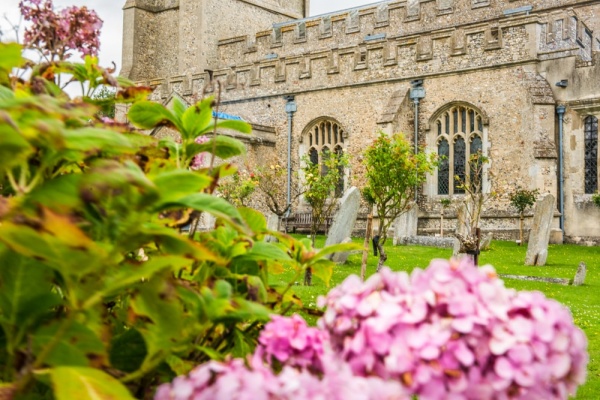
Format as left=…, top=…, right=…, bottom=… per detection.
left=332, top=237, right=354, bottom=264
left=325, top=187, right=361, bottom=261
left=479, top=232, right=493, bottom=251
left=265, top=213, right=279, bottom=242
left=573, top=262, right=587, bottom=286
left=393, top=204, right=418, bottom=243
left=452, top=237, right=461, bottom=256
left=525, top=194, right=555, bottom=266
left=455, top=203, right=470, bottom=237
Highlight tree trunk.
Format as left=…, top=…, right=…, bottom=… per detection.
left=376, top=241, right=387, bottom=272
left=519, top=214, right=524, bottom=246
left=361, top=207, right=373, bottom=281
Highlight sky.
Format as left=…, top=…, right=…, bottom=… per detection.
left=1, top=0, right=376, bottom=74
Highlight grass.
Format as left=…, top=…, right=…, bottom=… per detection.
left=270, top=235, right=600, bottom=399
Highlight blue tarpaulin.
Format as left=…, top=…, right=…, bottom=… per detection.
left=212, top=111, right=244, bottom=121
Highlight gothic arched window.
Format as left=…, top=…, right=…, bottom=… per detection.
left=303, top=119, right=347, bottom=197
left=433, top=105, right=485, bottom=195
left=584, top=115, right=598, bottom=194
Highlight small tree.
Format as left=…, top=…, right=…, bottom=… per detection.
left=509, top=187, right=539, bottom=245
left=454, top=151, right=495, bottom=263
left=218, top=169, right=258, bottom=207
left=254, top=157, right=302, bottom=232
left=362, top=132, right=437, bottom=271
left=593, top=192, right=600, bottom=208
left=301, top=150, right=349, bottom=285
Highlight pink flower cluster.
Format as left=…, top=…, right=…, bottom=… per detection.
left=318, top=258, right=588, bottom=399
left=19, top=0, right=102, bottom=60
left=252, top=314, right=328, bottom=374
left=190, top=136, right=210, bottom=170
left=155, top=357, right=408, bottom=400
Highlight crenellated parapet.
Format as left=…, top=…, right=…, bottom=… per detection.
left=136, top=0, right=598, bottom=102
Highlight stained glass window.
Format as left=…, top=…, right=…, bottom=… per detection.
left=304, top=119, right=347, bottom=197
left=438, top=138, right=450, bottom=195
left=584, top=115, right=598, bottom=194
left=454, top=137, right=466, bottom=194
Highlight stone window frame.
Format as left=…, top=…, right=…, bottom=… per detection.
left=584, top=114, right=598, bottom=194
left=424, top=102, right=490, bottom=198
left=299, top=117, right=349, bottom=198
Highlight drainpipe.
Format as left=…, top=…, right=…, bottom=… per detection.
left=284, top=96, right=297, bottom=218
left=556, top=105, right=566, bottom=232
left=410, top=80, right=425, bottom=201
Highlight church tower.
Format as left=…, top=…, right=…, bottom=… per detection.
left=120, top=0, right=309, bottom=81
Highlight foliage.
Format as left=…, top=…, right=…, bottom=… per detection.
left=509, top=187, right=539, bottom=215
left=592, top=192, right=600, bottom=209
left=440, top=198, right=452, bottom=209
left=217, top=169, right=258, bottom=207
left=158, top=258, right=588, bottom=400
left=254, top=157, right=303, bottom=223
left=301, top=150, right=349, bottom=286
left=362, top=132, right=436, bottom=270
left=91, top=85, right=116, bottom=119
left=0, top=23, right=357, bottom=400
left=509, top=186, right=540, bottom=245
left=301, top=150, right=349, bottom=246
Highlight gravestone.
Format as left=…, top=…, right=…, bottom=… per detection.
left=455, top=203, right=470, bottom=237
left=325, top=187, right=361, bottom=262
left=479, top=232, right=493, bottom=251
left=525, top=194, right=555, bottom=266
left=452, top=238, right=461, bottom=256
left=573, top=262, right=587, bottom=286
left=393, top=204, right=418, bottom=245
left=265, top=213, right=279, bottom=242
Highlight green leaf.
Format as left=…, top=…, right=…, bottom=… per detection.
left=237, top=241, right=290, bottom=263
left=231, top=328, right=253, bottom=358
left=109, top=328, right=147, bottom=373
left=181, top=97, right=214, bottom=139
left=0, top=123, right=34, bottom=171
left=238, top=207, right=266, bottom=232
left=33, top=322, right=106, bottom=367
left=51, top=367, right=135, bottom=400
left=128, top=101, right=181, bottom=131
left=153, top=170, right=212, bottom=203
left=310, top=259, right=334, bottom=287
left=0, top=248, right=60, bottom=346
left=158, top=193, right=245, bottom=229
left=195, top=345, right=224, bottom=361
left=26, top=174, right=83, bottom=212
left=62, top=127, right=133, bottom=153
left=0, top=85, right=14, bottom=100
left=0, top=43, right=23, bottom=72
left=215, top=119, right=252, bottom=134
left=165, top=355, right=196, bottom=377
left=192, top=135, right=246, bottom=159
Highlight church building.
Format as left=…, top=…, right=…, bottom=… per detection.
left=118, top=0, right=600, bottom=244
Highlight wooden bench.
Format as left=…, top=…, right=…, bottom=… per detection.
left=285, top=212, right=332, bottom=234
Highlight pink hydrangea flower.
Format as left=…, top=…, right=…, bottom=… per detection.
left=154, top=357, right=409, bottom=400
left=318, top=258, right=588, bottom=400
left=253, top=314, right=328, bottom=374
left=190, top=135, right=209, bottom=170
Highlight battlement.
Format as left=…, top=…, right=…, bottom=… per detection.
left=136, top=1, right=597, bottom=103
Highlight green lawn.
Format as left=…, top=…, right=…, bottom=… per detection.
left=272, top=236, right=600, bottom=399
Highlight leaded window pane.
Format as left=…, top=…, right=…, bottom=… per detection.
left=309, top=147, right=318, bottom=165
left=437, top=121, right=442, bottom=136
left=445, top=113, right=450, bottom=134
left=469, top=110, right=475, bottom=133
left=461, top=108, right=466, bottom=133
left=335, top=146, right=344, bottom=197
left=470, top=136, right=483, bottom=192
left=309, top=133, right=313, bottom=146
left=454, top=137, right=466, bottom=194
left=453, top=109, right=458, bottom=133
left=438, top=139, right=450, bottom=195
left=584, top=116, right=598, bottom=194
left=478, top=117, right=483, bottom=132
